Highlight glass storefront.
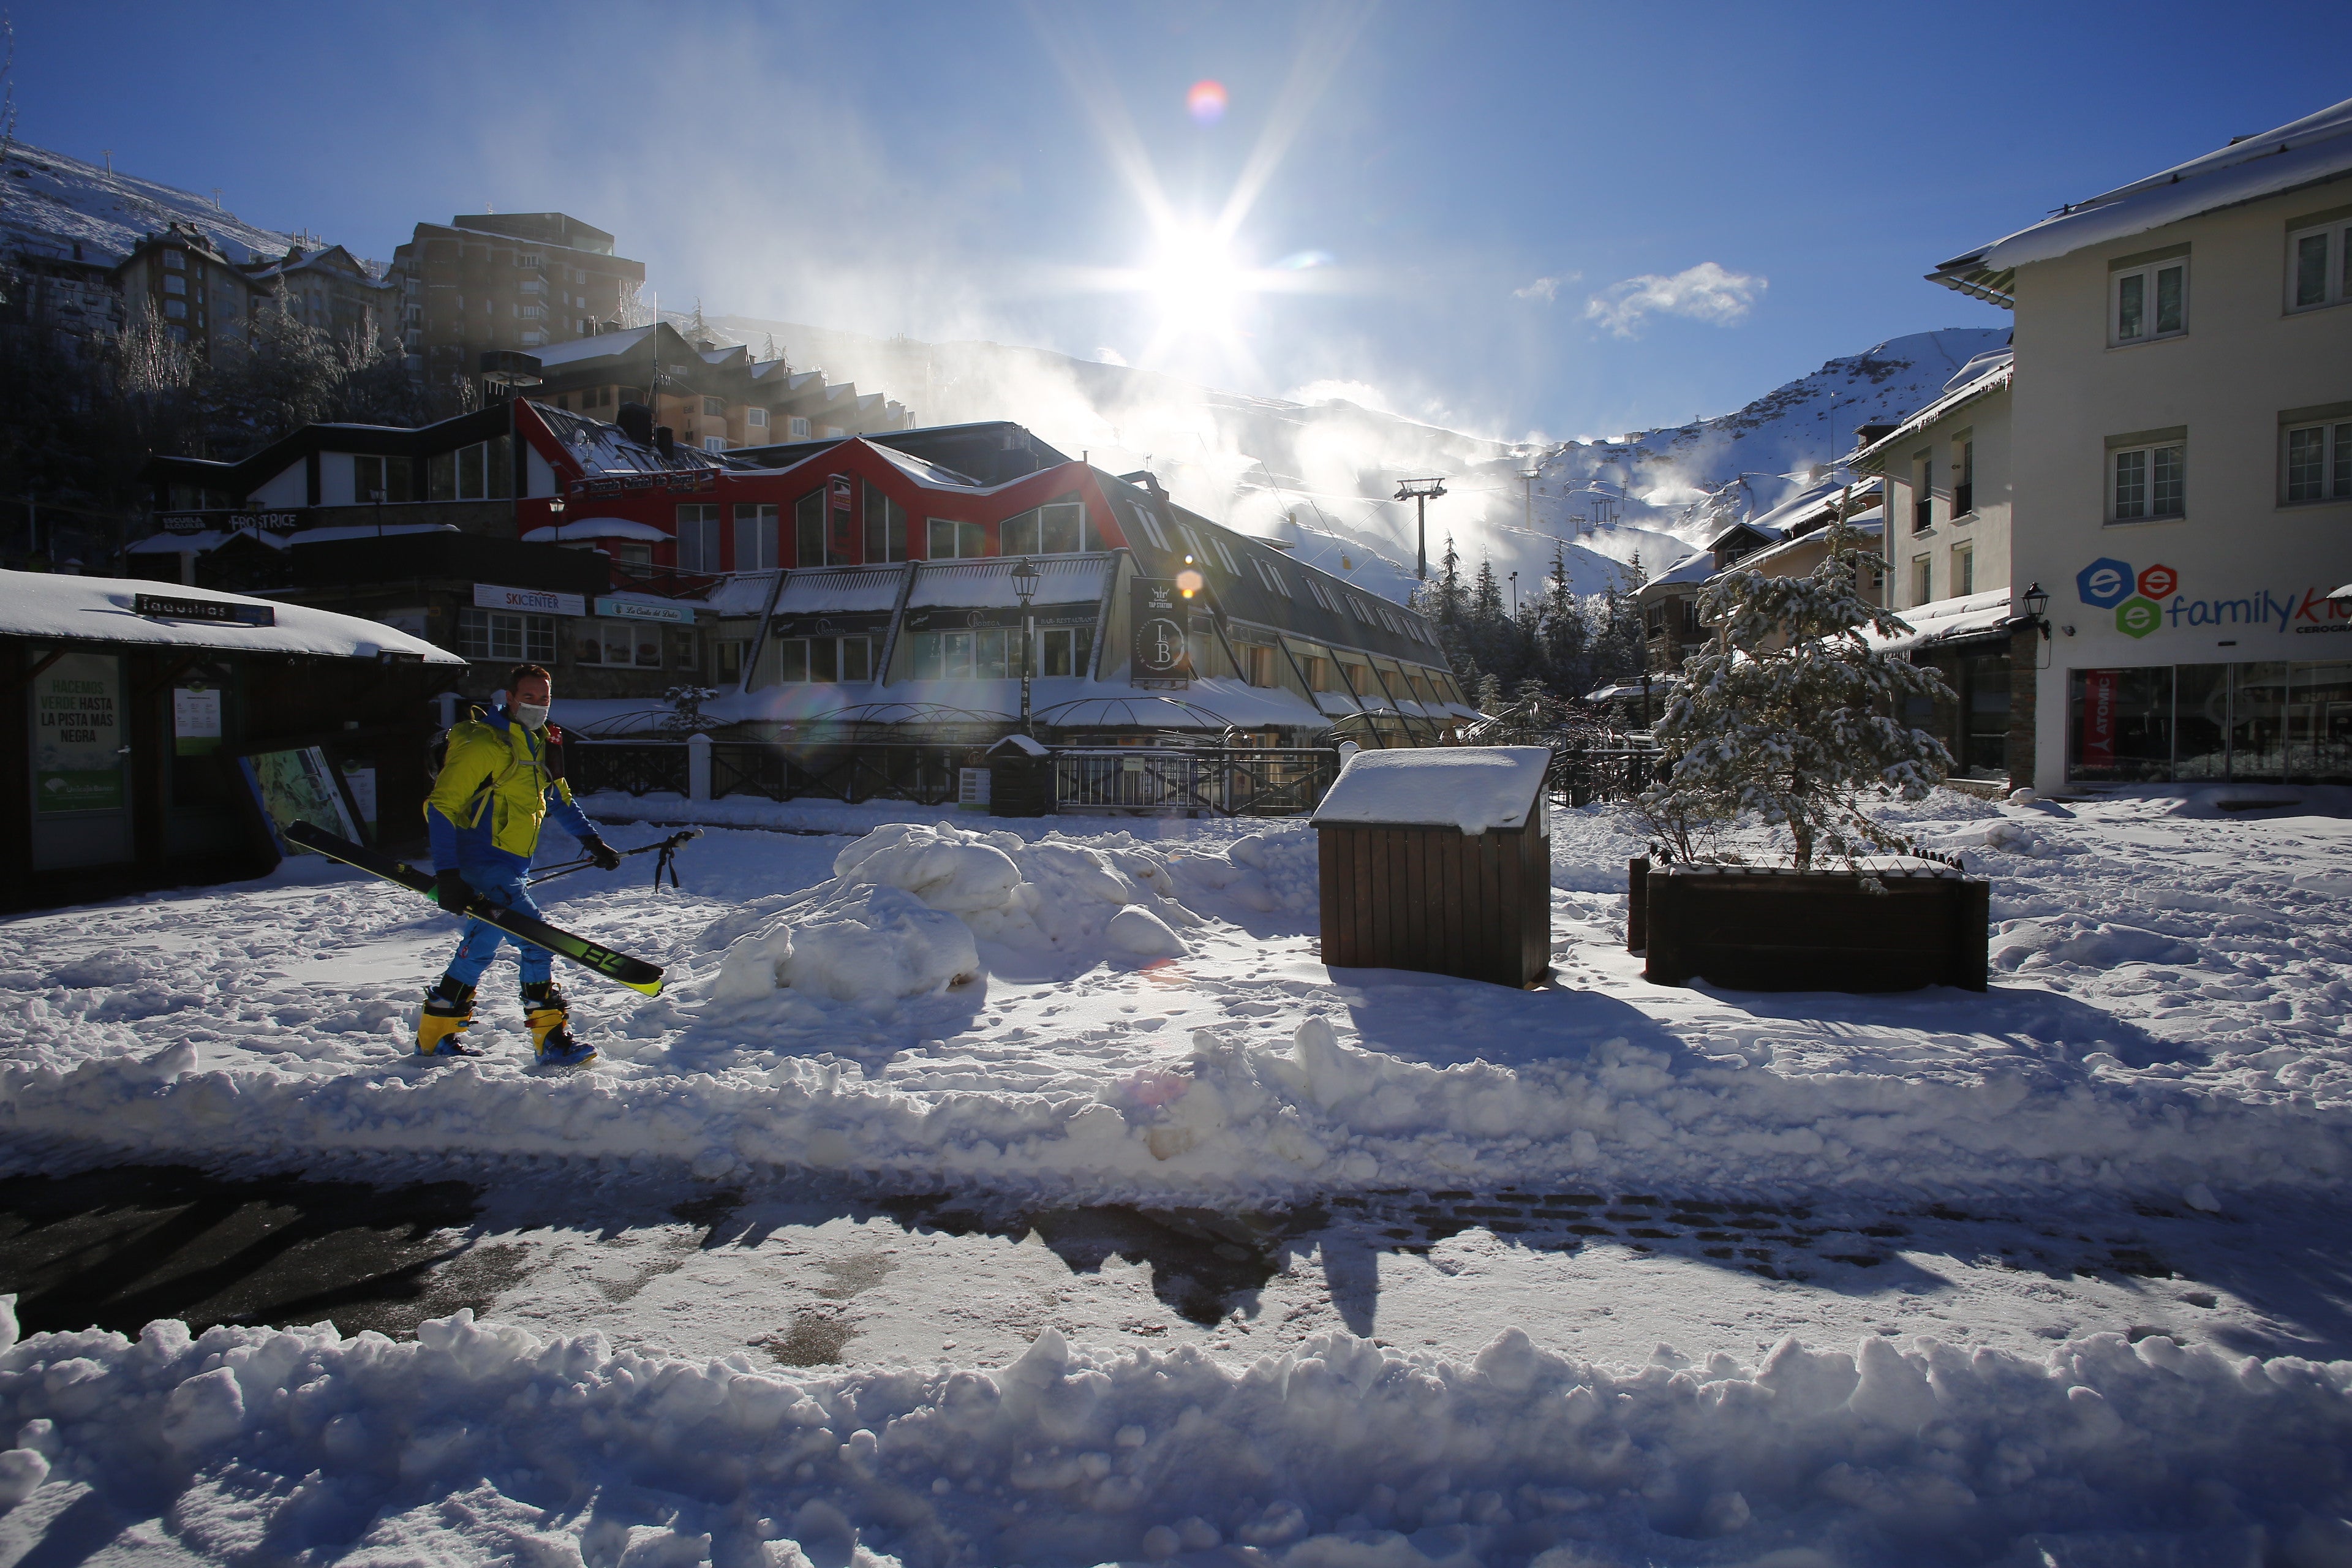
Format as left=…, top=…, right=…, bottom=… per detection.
left=2068, top=661, right=2352, bottom=783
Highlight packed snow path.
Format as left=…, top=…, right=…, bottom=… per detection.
left=1, top=791, right=2347, bottom=1205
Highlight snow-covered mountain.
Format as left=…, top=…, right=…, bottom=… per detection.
left=0, top=140, right=297, bottom=266
left=707, top=314, right=2007, bottom=606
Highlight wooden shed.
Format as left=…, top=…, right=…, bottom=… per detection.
left=1311, top=746, right=1552, bottom=987
left=2, top=570, right=464, bottom=911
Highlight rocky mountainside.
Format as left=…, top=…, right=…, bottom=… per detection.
left=0, top=140, right=297, bottom=266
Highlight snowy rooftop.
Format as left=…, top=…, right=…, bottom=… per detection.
left=0, top=570, right=462, bottom=663
left=1864, top=587, right=2018, bottom=655
left=773, top=566, right=906, bottom=616
left=907, top=556, right=1109, bottom=609
left=526, top=326, right=658, bottom=368
left=522, top=517, right=672, bottom=543
left=1933, top=97, right=2352, bottom=303
left=1312, top=745, right=1551, bottom=834
left=1850, top=353, right=2015, bottom=469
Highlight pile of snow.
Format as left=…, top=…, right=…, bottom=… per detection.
left=1313, top=747, right=1551, bottom=834
left=2, top=1299, right=2348, bottom=1566
left=697, top=823, right=1204, bottom=1012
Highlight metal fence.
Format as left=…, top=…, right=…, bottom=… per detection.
left=565, top=742, right=690, bottom=799
left=712, top=741, right=965, bottom=806
left=1050, top=748, right=1338, bottom=816
left=1552, top=744, right=1665, bottom=806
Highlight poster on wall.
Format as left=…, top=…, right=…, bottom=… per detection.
left=2080, top=669, right=2119, bottom=767
left=237, top=747, right=360, bottom=855
left=827, top=475, right=856, bottom=561
left=31, top=652, right=125, bottom=813
left=1129, top=578, right=1192, bottom=688
left=173, top=685, right=224, bottom=756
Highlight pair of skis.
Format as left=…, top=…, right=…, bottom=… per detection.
left=285, top=822, right=667, bottom=996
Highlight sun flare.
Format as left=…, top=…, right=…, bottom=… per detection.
left=1143, top=225, right=1249, bottom=337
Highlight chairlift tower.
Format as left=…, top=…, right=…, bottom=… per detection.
left=1393, top=477, right=1448, bottom=581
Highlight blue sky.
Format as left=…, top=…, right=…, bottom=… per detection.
left=13, top=2, right=2348, bottom=442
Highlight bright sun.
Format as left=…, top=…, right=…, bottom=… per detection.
left=1143, top=226, right=1248, bottom=337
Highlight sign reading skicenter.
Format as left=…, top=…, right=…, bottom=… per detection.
left=2076, top=556, right=2351, bottom=640
left=474, top=582, right=586, bottom=618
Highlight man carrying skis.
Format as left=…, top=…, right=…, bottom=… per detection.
left=415, top=662, right=620, bottom=1063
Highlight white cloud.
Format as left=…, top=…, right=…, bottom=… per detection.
left=1094, top=346, right=1129, bottom=366
left=1583, top=262, right=1765, bottom=338
left=1513, top=272, right=1577, bottom=302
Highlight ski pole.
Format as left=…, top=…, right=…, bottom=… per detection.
left=531, top=829, right=703, bottom=888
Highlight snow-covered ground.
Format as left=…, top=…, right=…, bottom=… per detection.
left=2, top=787, right=2350, bottom=1563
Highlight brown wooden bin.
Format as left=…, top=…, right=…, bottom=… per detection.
left=1311, top=747, right=1553, bottom=988
left=1635, top=862, right=1989, bottom=992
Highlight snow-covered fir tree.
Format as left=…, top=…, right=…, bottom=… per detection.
left=1643, top=511, right=1951, bottom=870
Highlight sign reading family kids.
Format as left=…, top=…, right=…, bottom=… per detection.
left=2076, top=556, right=2352, bottom=639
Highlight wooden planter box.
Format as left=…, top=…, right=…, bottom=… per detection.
left=1317, top=820, right=1551, bottom=987
left=1631, top=858, right=1988, bottom=992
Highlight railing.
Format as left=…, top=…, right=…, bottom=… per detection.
left=1551, top=744, right=1664, bottom=806
left=568, top=739, right=1340, bottom=816
left=711, top=741, right=965, bottom=806
left=566, top=742, right=690, bottom=797
left=1052, top=748, right=1338, bottom=816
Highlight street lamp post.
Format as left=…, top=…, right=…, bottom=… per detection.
left=1012, top=556, right=1041, bottom=734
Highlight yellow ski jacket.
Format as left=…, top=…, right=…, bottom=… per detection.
left=424, top=706, right=599, bottom=871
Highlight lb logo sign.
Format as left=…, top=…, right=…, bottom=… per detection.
left=2076, top=557, right=2176, bottom=639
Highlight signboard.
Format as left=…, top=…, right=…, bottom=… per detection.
left=903, top=603, right=1096, bottom=633
left=2080, top=668, right=2119, bottom=768
left=475, top=582, right=587, bottom=618
left=1129, top=578, right=1191, bottom=687
left=156, top=510, right=307, bottom=536
left=237, top=747, right=360, bottom=856
left=134, top=593, right=275, bottom=627
left=32, top=652, right=125, bottom=813
left=2076, top=554, right=2352, bottom=642
left=592, top=597, right=695, bottom=624
left=828, top=475, right=856, bottom=562
left=173, top=685, right=224, bottom=756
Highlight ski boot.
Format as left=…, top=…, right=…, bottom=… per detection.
left=415, top=976, right=484, bottom=1057
left=523, top=981, right=597, bottom=1066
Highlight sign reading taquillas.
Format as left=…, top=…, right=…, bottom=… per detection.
left=2076, top=556, right=2352, bottom=640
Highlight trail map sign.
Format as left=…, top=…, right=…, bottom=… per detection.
left=1129, top=578, right=1191, bottom=688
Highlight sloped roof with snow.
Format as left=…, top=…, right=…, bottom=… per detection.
left=527, top=325, right=660, bottom=369
left=1864, top=589, right=2018, bottom=655
left=522, top=518, right=672, bottom=543
left=0, top=570, right=462, bottom=663
left=1313, top=746, right=1551, bottom=834
left=1850, top=353, right=2014, bottom=470
left=1932, top=99, right=2352, bottom=304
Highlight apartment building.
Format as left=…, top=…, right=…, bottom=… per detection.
left=111, top=222, right=275, bottom=363
left=1930, top=97, right=2352, bottom=791
left=521, top=322, right=911, bottom=454
left=1638, top=477, right=1885, bottom=676
left=1850, top=349, right=2019, bottom=782
left=243, top=243, right=399, bottom=349
left=388, top=213, right=647, bottom=391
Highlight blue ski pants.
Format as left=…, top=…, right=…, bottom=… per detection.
left=442, top=863, right=554, bottom=987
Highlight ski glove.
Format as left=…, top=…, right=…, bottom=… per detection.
left=584, top=837, right=623, bottom=872
left=435, top=869, right=472, bottom=918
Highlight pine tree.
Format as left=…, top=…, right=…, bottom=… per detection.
left=1642, top=515, right=1951, bottom=870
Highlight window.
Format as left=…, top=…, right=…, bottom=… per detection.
left=1240, top=644, right=1277, bottom=687
left=162, top=249, right=184, bottom=271
left=432, top=439, right=513, bottom=502
left=717, top=639, right=748, bottom=684
left=1304, top=575, right=1336, bottom=612
left=164, top=298, right=186, bottom=320
left=789, top=417, right=811, bottom=439
left=1953, top=437, right=1975, bottom=518
left=733, top=503, right=778, bottom=571
left=1126, top=502, right=1170, bottom=551
left=1210, top=536, right=1239, bottom=574
left=517, top=304, right=545, bottom=320
left=520, top=254, right=543, bottom=270
left=457, top=608, right=556, bottom=663
left=1951, top=545, right=1974, bottom=597
left=1912, top=556, right=1932, bottom=606
left=746, top=407, right=768, bottom=429
left=1037, top=626, right=1093, bottom=677
left=910, top=629, right=1010, bottom=680
left=1178, top=524, right=1206, bottom=564
left=823, top=425, right=845, bottom=439
left=1912, top=453, right=1932, bottom=532
left=1253, top=558, right=1292, bottom=597
left=774, top=635, right=873, bottom=683
left=677, top=504, right=722, bottom=572
left=2110, top=435, right=2186, bottom=521
left=354, top=454, right=411, bottom=503
left=703, top=435, right=726, bottom=453
left=863, top=483, right=910, bottom=562
left=926, top=516, right=987, bottom=559
left=999, top=496, right=1092, bottom=555
left=794, top=490, right=852, bottom=567
left=163, top=274, right=186, bottom=296
left=2284, top=419, right=2352, bottom=504
left=2287, top=215, right=2352, bottom=311
left=2111, top=253, right=2188, bottom=344
left=575, top=619, right=666, bottom=668
left=703, top=397, right=725, bottom=418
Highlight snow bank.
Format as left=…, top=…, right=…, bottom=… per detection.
left=2, top=1300, right=2347, bottom=1566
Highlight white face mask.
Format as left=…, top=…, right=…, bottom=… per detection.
left=513, top=701, right=551, bottom=731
